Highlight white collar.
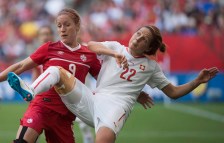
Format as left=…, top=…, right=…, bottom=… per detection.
left=60, top=41, right=81, bottom=51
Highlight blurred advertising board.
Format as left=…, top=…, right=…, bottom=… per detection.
left=0, top=72, right=223, bottom=102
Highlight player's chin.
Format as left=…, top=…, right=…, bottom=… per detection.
left=129, top=44, right=134, bottom=49
left=61, top=39, right=69, bottom=45
left=130, top=45, right=137, bottom=50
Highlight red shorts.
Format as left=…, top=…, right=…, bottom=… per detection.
left=20, top=104, right=75, bottom=143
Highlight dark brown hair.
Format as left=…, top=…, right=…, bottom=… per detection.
left=144, top=25, right=166, bottom=55
left=57, top=8, right=81, bottom=31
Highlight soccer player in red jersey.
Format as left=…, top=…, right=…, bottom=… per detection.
left=35, top=23, right=96, bottom=143
left=0, top=8, right=101, bottom=143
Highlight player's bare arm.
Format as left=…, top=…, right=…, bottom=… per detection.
left=88, top=41, right=128, bottom=68
left=161, top=67, right=219, bottom=99
left=88, top=41, right=117, bottom=57
left=0, top=57, right=37, bottom=82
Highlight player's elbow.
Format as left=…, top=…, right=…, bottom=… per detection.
left=166, top=89, right=181, bottom=100
left=87, top=41, right=104, bottom=54
left=162, top=84, right=180, bottom=100
left=168, top=94, right=179, bottom=100
left=87, top=41, right=94, bottom=47
left=88, top=41, right=98, bottom=52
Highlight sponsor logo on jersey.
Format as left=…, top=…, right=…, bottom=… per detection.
left=57, top=51, right=64, bottom=55
left=140, top=64, right=145, bottom=71
left=80, top=54, right=87, bottom=62
left=27, top=118, right=33, bottom=124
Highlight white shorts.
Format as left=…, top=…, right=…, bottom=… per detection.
left=60, top=78, right=128, bottom=135
left=93, top=94, right=128, bottom=135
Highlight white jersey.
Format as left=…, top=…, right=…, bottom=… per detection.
left=95, top=41, right=170, bottom=113
left=61, top=41, right=171, bottom=135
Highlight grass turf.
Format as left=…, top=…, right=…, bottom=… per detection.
left=0, top=102, right=224, bottom=143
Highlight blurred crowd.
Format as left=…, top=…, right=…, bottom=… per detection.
left=0, top=0, right=224, bottom=70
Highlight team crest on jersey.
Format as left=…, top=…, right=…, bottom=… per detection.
left=57, top=51, right=64, bottom=55
left=139, top=64, right=145, bottom=71
left=27, top=118, right=33, bottom=123
left=80, top=54, right=87, bottom=61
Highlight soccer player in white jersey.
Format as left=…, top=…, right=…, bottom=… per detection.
left=7, top=25, right=218, bottom=143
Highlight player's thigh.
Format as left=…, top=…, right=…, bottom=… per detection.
left=96, top=127, right=116, bottom=143
left=54, top=67, right=75, bottom=95
left=18, top=104, right=46, bottom=142
left=15, top=125, right=39, bottom=143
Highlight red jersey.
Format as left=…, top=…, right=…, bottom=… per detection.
left=29, top=41, right=101, bottom=116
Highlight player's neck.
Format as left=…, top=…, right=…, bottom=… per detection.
left=129, top=49, right=144, bottom=58
left=70, top=42, right=79, bottom=49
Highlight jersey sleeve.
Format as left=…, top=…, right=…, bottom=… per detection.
left=30, top=42, right=50, bottom=65
left=147, top=63, right=170, bottom=89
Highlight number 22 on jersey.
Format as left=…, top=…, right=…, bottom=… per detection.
left=120, top=68, right=136, bottom=82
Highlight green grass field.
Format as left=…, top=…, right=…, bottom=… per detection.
left=1, top=102, right=224, bottom=143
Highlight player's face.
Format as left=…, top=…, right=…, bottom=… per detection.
left=38, top=27, right=54, bottom=44
left=56, top=14, right=78, bottom=47
left=128, top=27, right=152, bottom=55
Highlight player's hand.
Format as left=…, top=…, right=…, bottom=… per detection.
left=115, top=53, right=128, bottom=69
left=196, top=67, right=219, bottom=84
left=137, top=91, right=154, bottom=109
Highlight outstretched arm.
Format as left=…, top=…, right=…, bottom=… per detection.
left=162, top=67, right=219, bottom=99
left=88, top=41, right=128, bottom=68
left=88, top=41, right=117, bottom=57
left=0, top=57, right=37, bottom=82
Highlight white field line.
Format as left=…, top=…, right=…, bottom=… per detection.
left=165, top=104, right=224, bottom=123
